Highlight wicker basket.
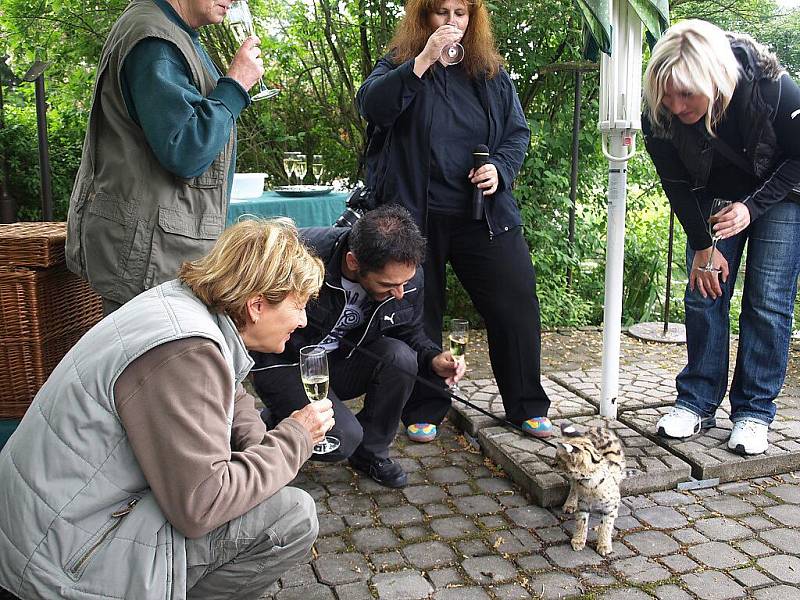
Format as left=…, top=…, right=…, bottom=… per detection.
left=0, top=222, right=67, bottom=268
left=0, top=264, right=102, bottom=418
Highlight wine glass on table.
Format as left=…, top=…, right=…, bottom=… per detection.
left=295, top=154, right=308, bottom=186
left=299, top=345, right=340, bottom=454
left=448, top=319, right=469, bottom=395
left=698, top=199, right=732, bottom=273
left=283, top=151, right=298, bottom=185
left=312, top=154, right=324, bottom=185
left=227, top=0, right=279, bottom=101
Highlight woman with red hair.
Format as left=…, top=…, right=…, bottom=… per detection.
left=357, top=0, right=552, bottom=442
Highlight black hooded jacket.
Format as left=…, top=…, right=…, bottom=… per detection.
left=251, top=227, right=441, bottom=375
left=357, top=56, right=530, bottom=237
left=642, top=35, right=800, bottom=250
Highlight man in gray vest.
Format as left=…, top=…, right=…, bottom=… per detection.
left=66, top=0, right=264, bottom=314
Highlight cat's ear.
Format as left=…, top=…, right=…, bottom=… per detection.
left=588, top=445, right=603, bottom=464
left=557, top=441, right=575, bottom=453
left=560, top=423, right=582, bottom=438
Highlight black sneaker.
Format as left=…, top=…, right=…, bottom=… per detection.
left=348, top=454, right=408, bottom=488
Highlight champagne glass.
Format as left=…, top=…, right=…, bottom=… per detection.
left=312, top=154, right=324, bottom=185
left=440, top=24, right=465, bottom=66
left=282, top=152, right=296, bottom=184
left=448, top=318, right=469, bottom=394
left=698, top=199, right=732, bottom=273
left=299, top=345, right=340, bottom=454
left=295, top=153, right=308, bottom=185
left=228, top=0, right=279, bottom=101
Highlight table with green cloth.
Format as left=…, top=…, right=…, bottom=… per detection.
left=226, top=190, right=349, bottom=228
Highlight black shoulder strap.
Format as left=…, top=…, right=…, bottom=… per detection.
left=706, top=133, right=755, bottom=176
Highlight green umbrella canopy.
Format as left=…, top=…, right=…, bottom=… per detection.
left=575, top=0, right=669, bottom=59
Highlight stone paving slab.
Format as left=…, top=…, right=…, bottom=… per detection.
left=448, top=376, right=597, bottom=437
left=478, top=415, right=692, bottom=507
left=548, top=363, right=679, bottom=412
left=619, top=404, right=800, bottom=482
left=254, top=414, right=800, bottom=600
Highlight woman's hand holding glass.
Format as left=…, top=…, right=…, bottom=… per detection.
left=299, top=345, right=340, bottom=454
left=288, top=398, right=334, bottom=445
left=691, top=198, right=733, bottom=299
left=710, top=201, right=750, bottom=239
left=690, top=248, right=729, bottom=299
left=414, top=24, right=464, bottom=76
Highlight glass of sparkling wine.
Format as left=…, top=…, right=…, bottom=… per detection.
left=698, top=198, right=732, bottom=273
left=295, top=154, right=308, bottom=185
left=282, top=152, right=296, bottom=184
left=299, top=345, right=340, bottom=454
left=228, top=0, right=280, bottom=101
left=448, top=318, right=468, bottom=394
left=312, top=154, right=324, bottom=184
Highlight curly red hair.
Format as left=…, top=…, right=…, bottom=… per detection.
left=388, top=0, right=503, bottom=79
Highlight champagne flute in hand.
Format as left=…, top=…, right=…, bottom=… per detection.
left=698, top=199, right=732, bottom=273
left=440, top=24, right=465, bottom=66
left=448, top=319, right=469, bottom=395
left=228, top=0, right=279, bottom=101
left=299, top=345, right=340, bottom=454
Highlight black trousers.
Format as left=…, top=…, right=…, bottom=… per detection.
left=252, top=337, right=417, bottom=462
left=402, top=214, right=550, bottom=426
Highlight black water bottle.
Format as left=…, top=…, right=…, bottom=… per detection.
left=472, top=144, right=490, bottom=220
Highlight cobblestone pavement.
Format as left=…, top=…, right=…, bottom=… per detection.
left=261, top=330, right=800, bottom=599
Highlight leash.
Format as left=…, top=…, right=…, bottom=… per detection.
left=309, top=324, right=559, bottom=447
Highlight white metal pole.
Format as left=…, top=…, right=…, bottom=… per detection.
left=598, top=0, right=643, bottom=419
left=600, top=130, right=628, bottom=419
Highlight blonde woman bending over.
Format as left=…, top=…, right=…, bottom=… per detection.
left=642, top=19, right=800, bottom=455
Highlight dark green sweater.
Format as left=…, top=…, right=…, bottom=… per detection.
left=120, top=0, right=249, bottom=194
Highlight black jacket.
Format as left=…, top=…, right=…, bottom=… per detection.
left=356, top=56, right=530, bottom=236
left=251, top=227, right=440, bottom=374
left=642, top=36, right=800, bottom=250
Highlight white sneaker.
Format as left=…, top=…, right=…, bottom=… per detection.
left=728, top=419, right=769, bottom=455
left=656, top=406, right=709, bottom=439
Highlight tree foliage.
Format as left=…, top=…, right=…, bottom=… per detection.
left=0, top=0, right=797, bottom=326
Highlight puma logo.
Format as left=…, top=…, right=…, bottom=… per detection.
left=383, top=313, right=395, bottom=325
left=792, top=108, right=800, bottom=120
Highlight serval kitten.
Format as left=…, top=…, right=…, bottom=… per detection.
left=554, top=423, right=625, bottom=556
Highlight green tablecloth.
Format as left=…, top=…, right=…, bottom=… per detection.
left=226, top=190, right=348, bottom=228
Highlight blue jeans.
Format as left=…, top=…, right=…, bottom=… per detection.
left=677, top=200, right=800, bottom=425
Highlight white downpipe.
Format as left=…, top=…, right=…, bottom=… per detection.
left=598, top=0, right=643, bottom=419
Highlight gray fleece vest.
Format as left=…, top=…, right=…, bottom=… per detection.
left=0, top=280, right=254, bottom=599
left=65, top=0, right=235, bottom=304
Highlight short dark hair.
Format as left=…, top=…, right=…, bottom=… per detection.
left=348, top=204, right=426, bottom=274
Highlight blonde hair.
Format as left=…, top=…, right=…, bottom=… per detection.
left=179, top=219, right=324, bottom=329
left=389, top=0, right=503, bottom=79
left=644, top=19, right=740, bottom=135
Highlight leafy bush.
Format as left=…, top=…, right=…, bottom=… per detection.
left=1, top=96, right=85, bottom=221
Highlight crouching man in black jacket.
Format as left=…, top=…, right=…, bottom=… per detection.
left=251, top=205, right=464, bottom=487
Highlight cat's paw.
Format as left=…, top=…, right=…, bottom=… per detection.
left=570, top=537, right=586, bottom=552
left=596, top=541, right=613, bottom=556
left=562, top=500, right=578, bottom=514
